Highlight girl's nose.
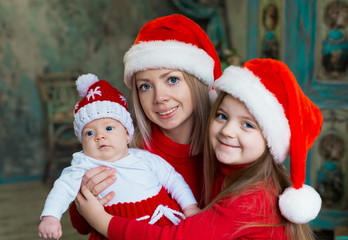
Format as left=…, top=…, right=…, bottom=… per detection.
left=220, top=121, right=237, bottom=138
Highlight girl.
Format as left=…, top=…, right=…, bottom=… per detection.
left=69, top=14, right=222, bottom=234
left=76, top=58, right=323, bottom=240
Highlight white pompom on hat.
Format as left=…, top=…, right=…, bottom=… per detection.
left=123, top=14, right=222, bottom=89
left=214, top=58, right=323, bottom=224
left=73, top=74, right=134, bottom=142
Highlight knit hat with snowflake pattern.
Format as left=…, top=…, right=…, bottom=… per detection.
left=73, top=73, right=134, bottom=142
left=214, top=58, right=323, bottom=224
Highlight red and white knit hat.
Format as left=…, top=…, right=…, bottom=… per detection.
left=73, top=73, right=134, bottom=142
left=214, top=59, right=323, bottom=224
left=123, top=14, right=222, bottom=89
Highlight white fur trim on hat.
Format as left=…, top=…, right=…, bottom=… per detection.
left=73, top=101, right=134, bottom=142
left=76, top=73, right=99, bottom=97
left=124, top=40, right=214, bottom=88
left=209, top=89, right=218, bottom=104
left=214, top=66, right=291, bottom=163
left=279, top=185, right=322, bottom=224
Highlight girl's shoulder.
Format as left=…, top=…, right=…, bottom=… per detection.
left=222, top=185, right=278, bottom=210
left=217, top=187, right=282, bottom=224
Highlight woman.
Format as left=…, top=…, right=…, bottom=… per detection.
left=69, top=14, right=222, bottom=234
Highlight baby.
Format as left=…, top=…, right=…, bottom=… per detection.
left=38, top=74, right=200, bottom=240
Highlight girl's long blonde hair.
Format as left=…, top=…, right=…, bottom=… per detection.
left=203, top=91, right=315, bottom=240
left=130, top=71, right=210, bottom=155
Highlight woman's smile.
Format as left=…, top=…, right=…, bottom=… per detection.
left=157, top=106, right=178, bottom=117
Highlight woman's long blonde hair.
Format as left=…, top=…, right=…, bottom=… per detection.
left=130, top=71, right=210, bottom=155
left=203, top=91, right=315, bottom=240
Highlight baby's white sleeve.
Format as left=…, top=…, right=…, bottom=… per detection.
left=151, top=155, right=197, bottom=209
left=40, top=166, right=85, bottom=220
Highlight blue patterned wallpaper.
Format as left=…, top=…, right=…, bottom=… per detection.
left=0, top=0, right=176, bottom=183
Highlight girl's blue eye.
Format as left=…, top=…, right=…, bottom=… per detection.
left=243, top=122, right=254, bottom=129
left=106, top=126, right=113, bottom=131
left=168, top=77, right=179, bottom=84
left=216, top=113, right=227, bottom=120
left=86, top=131, right=94, bottom=136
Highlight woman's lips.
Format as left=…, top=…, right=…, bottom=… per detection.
left=157, top=106, right=178, bottom=119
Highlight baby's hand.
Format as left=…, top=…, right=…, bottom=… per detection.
left=38, top=216, right=62, bottom=240
left=183, top=204, right=201, bottom=217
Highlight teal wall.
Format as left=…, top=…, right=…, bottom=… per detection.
left=0, top=0, right=177, bottom=183
left=244, top=0, right=348, bottom=230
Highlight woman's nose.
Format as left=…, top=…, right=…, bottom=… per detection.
left=153, top=86, right=169, bottom=104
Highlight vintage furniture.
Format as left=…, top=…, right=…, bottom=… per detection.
left=38, top=73, right=82, bottom=183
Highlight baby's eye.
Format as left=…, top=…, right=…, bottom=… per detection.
left=86, top=131, right=94, bottom=136
left=243, top=122, right=254, bottom=129
left=106, top=126, right=114, bottom=131
left=168, top=77, right=179, bottom=85
left=216, top=113, right=227, bottom=120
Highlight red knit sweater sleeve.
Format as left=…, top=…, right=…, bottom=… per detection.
left=108, top=190, right=286, bottom=240
left=69, top=202, right=93, bottom=234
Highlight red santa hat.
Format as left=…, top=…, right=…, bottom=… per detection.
left=214, top=59, right=323, bottom=224
left=123, top=14, right=222, bottom=89
left=73, top=73, right=134, bottom=142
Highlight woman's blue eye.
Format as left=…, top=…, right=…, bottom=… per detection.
left=106, top=126, right=113, bottom=131
left=243, top=122, right=254, bottom=129
left=216, top=113, right=227, bottom=120
left=86, top=131, right=94, bottom=136
left=168, top=77, right=179, bottom=84
left=139, top=83, right=151, bottom=91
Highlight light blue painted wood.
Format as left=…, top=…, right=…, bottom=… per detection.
left=286, top=0, right=348, bottom=230
left=285, top=0, right=348, bottom=109
left=248, top=0, right=348, bottom=230
left=247, top=0, right=259, bottom=60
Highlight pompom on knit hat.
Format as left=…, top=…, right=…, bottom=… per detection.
left=73, top=73, right=134, bottom=142
left=214, top=58, right=323, bottom=224
left=123, top=14, right=222, bottom=89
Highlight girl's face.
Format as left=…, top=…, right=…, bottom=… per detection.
left=135, top=69, right=194, bottom=137
left=82, top=118, right=129, bottom=162
left=209, top=95, right=267, bottom=165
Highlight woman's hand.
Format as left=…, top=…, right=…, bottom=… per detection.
left=81, top=166, right=116, bottom=205
left=75, top=186, right=113, bottom=238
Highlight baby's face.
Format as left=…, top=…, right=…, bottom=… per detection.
left=82, top=118, right=129, bottom=162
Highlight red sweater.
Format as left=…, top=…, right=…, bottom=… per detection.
left=107, top=162, right=286, bottom=239
left=108, top=188, right=287, bottom=240
left=69, top=125, right=204, bottom=234
left=144, top=125, right=203, bottom=202
left=211, top=162, right=250, bottom=200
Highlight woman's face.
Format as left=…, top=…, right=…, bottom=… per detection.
left=135, top=69, right=194, bottom=137
left=209, top=95, right=266, bottom=165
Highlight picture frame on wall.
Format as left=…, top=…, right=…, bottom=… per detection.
left=258, top=0, right=284, bottom=60
left=315, top=0, right=348, bottom=82
left=310, top=108, right=348, bottom=228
